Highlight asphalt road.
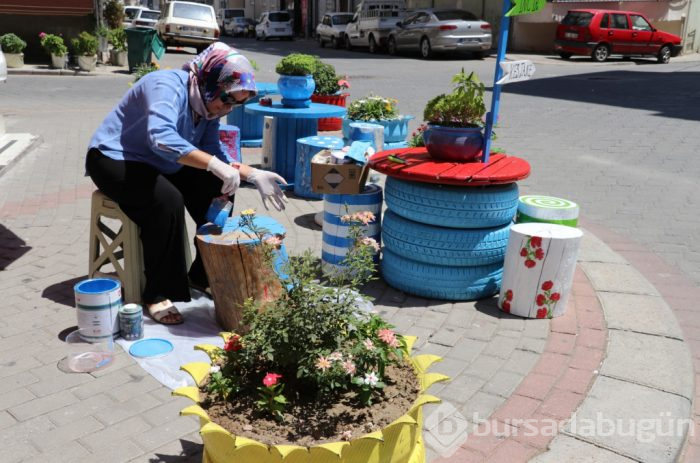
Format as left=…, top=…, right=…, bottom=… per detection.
left=2, top=38, right=699, bottom=287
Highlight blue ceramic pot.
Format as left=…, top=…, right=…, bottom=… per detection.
left=342, top=115, right=414, bottom=143
left=423, top=124, right=484, bottom=162
left=277, top=74, right=315, bottom=108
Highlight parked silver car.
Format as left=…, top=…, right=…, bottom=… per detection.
left=387, top=9, right=492, bottom=59
left=316, top=12, right=354, bottom=48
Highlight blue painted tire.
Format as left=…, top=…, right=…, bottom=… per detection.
left=385, top=177, right=518, bottom=229
left=382, top=210, right=510, bottom=267
left=381, top=249, right=502, bottom=301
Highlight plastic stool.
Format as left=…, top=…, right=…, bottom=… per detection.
left=88, top=190, right=192, bottom=304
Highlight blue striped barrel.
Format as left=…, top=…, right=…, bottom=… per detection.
left=218, top=124, right=241, bottom=163
left=322, top=184, right=383, bottom=275
left=294, top=135, right=344, bottom=199
left=74, top=278, right=122, bottom=342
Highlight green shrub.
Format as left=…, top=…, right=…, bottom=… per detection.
left=423, top=69, right=486, bottom=128
left=347, top=95, right=400, bottom=121
left=312, top=60, right=340, bottom=95
left=108, top=27, right=127, bottom=52
left=103, top=0, right=125, bottom=29
left=0, top=33, right=27, bottom=53
left=71, top=31, right=99, bottom=56
left=39, top=33, right=68, bottom=56
left=132, top=62, right=159, bottom=83
left=275, top=53, right=317, bottom=76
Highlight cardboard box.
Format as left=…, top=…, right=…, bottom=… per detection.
left=311, top=150, right=369, bottom=195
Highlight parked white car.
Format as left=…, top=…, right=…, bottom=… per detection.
left=124, top=6, right=149, bottom=28
left=156, top=1, right=219, bottom=53
left=316, top=12, right=354, bottom=48
left=0, top=44, right=7, bottom=83
left=131, top=8, right=160, bottom=29
left=255, top=11, right=293, bottom=40
left=217, top=8, right=245, bottom=35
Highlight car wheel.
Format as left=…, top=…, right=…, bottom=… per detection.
left=388, top=36, right=397, bottom=55
left=368, top=34, right=378, bottom=54
left=420, top=37, right=432, bottom=59
left=255, top=32, right=260, bottom=40
left=559, top=52, right=572, bottom=60
left=262, top=32, right=268, bottom=41
left=657, top=45, right=671, bottom=64
left=473, top=51, right=485, bottom=59
left=591, top=44, right=609, bottom=62
left=331, top=36, right=339, bottom=49
left=345, top=34, right=353, bottom=51
left=318, top=35, right=324, bottom=47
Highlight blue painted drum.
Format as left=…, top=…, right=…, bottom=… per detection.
left=342, top=115, right=414, bottom=144
left=322, top=184, right=383, bottom=275
left=226, top=82, right=279, bottom=148
left=74, top=278, right=122, bottom=342
left=294, top=135, right=344, bottom=199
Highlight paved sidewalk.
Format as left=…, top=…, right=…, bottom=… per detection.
left=0, top=70, right=697, bottom=461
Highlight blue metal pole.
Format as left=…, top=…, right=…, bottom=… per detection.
left=482, top=0, right=512, bottom=163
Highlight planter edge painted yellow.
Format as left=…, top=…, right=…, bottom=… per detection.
left=173, top=335, right=449, bottom=463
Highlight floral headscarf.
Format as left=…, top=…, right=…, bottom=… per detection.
left=182, top=42, right=257, bottom=120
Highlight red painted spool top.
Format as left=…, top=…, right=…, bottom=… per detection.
left=369, top=147, right=531, bottom=186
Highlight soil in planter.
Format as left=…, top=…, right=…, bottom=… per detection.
left=200, top=362, right=421, bottom=446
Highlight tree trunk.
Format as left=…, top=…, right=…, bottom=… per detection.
left=196, top=226, right=282, bottom=332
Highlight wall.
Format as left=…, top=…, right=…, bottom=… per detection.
left=684, top=0, right=700, bottom=51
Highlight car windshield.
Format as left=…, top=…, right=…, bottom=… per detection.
left=225, top=10, right=244, bottom=18
left=434, top=10, right=478, bottom=21
left=140, top=11, right=160, bottom=20
left=562, top=11, right=593, bottom=26
left=172, top=3, right=213, bottom=21
left=269, top=12, right=290, bottom=22
left=125, top=8, right=141, bottom=20
left=332, top=15, right=353, bottom=25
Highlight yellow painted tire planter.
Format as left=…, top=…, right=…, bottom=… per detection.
left=173, top=336, right=449, bottom=463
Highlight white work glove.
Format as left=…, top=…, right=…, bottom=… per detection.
left=247, top=168, right=288, bottom=211
left=207, top=156, right=240, bottom=196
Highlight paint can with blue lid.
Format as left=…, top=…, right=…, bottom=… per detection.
left=119, top=303, right=143, bottom=341
left=74, top=278, right=122, bottom=343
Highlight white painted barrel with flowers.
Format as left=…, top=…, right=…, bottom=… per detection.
left=498, top=222, right=583, bottom=318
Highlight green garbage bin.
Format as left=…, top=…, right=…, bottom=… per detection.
left=125, top=27, right=165, bottom=72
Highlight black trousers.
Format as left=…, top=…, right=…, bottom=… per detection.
left=86, top=149, right=226, bottom=304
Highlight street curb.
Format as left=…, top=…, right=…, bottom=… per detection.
left=535, top=231, right=694, bottom=463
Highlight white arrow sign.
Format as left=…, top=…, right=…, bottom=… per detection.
left=496, top=60, right=536, bottom=85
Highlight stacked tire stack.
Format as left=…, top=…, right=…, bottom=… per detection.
left=381, top=177, right=519, bottom=301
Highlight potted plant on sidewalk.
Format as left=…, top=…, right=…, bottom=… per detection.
left=421, top=69, right=487, bottom=162
left=0, top=33, right=27, bottom=68
left=108, top=27, right=127, bottom=67
left=173, top=210, right=448, bottom=462
left=275, top=53, right=317, bottom=108
left=39, top=32, right=68, bottom=69
left=310, top=58, right=350, bottom=131
left=71, top=31, right=99, bottom=72
left=343, top=94, right=414, bottom=145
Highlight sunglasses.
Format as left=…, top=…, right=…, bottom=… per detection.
left=219, top=91, right=250, bottom=106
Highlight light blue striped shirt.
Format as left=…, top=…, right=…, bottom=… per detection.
left=89, top=69, right=227, bottom=174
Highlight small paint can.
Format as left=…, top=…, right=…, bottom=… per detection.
left=119, top=303, right=143, bottom=341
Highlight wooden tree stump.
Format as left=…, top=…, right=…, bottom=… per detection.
left=196, top=217, right=284, bottom=332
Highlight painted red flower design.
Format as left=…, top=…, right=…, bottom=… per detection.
left=534, top=280, right=559, bottom=319
left=520, top=235, right=545, bottom=269
left=500, top=289, right=514, bottom=313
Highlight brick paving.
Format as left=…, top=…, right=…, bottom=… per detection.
left=1, top=51, right=698, bottom=462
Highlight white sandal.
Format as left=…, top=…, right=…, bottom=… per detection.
left=147, top=301, right=183, bottom=325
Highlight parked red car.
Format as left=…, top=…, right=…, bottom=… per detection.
left=555, top=9, right=682, bottom=63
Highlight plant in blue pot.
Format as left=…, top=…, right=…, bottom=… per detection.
left=275, top=53, right=317, bottom=108
left=422, top=69, right=487, bottom=162
left=343, top=95, right=414, bottom=146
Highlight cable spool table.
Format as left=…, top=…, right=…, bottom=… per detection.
left=245, top=102, right=347, bottom=185
left=369, top=147, right=531, bottom=301
left=225, top=82, right=279, bottom=148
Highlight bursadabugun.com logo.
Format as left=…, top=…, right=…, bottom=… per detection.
left=424, top=402, right=694, bottom=458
